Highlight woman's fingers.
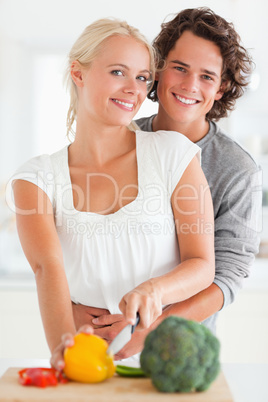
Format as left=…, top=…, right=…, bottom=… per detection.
left=119, top=298, right=136, bottom=326
left=53, top=332, right=75, bottom=370
left=50, top=342, right=66, bottom=371
left=61, top=332, right=75, bottom=347
left=77, top=324, right=94, bottom=335
left=119, top=287, right=162, bottom=329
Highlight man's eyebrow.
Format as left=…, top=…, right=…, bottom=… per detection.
left=170, top=60, right=219, bottom=78
left=170, top=60, right=190, bottom=68
left=201, top=68, right=219, bottom=78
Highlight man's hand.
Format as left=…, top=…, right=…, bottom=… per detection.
left=72, top=303, right=110, bottom=330
left=92, top=313, right=126, bottom=341
left=113, top=327, right=151, bottom=360
left=92, top=313, right=149, bottom=360
left=93, top=311, right=158, bottom=360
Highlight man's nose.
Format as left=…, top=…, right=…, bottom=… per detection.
left=180, top=74, right=198, bottom=93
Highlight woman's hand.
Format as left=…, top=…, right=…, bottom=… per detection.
left=119, top=279, right=162, bottom=329
left=50, top=325, right=94, bottom=371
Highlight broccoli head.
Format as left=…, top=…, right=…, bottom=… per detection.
left=140, top=316, right=220, bottom=393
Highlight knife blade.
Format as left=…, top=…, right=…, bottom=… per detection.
left=107, top=313, right=140, bottom=356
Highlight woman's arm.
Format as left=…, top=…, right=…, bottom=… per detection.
left=119, top=156, right=215, bottom=328
left=13, top=180, right=76, bottom=354
left=157, top=155, right=215, bottom=302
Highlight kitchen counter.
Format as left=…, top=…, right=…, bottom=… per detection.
left=0, top=359, right=267, bottom=402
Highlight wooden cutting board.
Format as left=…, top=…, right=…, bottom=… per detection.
left=0, top=368, right=233, bottom=401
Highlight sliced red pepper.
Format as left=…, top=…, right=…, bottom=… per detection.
left=56, top=370, right=69, bottom=384
left=18, top=367, right=68, bottom=388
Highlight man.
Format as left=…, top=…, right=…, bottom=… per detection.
left=72, top=7, right=261, bottom=360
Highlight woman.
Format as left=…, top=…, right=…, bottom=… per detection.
left=12, top=18, right=215, bottom=368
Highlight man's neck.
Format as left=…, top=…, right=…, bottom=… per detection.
left=152, top=112, right=210, bottom=143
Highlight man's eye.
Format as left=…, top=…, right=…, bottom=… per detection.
left=175, top=66, right=185, bottom=72
left=202, top=75, right=213, bottom=81
left=111, top=70, right=123, bottom=76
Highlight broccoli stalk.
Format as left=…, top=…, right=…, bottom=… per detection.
left=140, top=316, right=220, bottom=393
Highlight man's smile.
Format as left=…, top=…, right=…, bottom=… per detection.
left=173, top=94, right=199, bottom=105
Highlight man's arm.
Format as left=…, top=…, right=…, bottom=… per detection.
left=211, top=166, right=262, bottom=309
left=72, top=283, right=222, bottom=333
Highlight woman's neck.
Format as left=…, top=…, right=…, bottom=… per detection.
left=68, top=117, right=135, bottom=168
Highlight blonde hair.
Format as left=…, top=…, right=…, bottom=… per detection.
left=65, top=18, right=155, bottom=139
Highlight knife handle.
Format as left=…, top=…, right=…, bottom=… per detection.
left=131, top=313, right=140, bottom=334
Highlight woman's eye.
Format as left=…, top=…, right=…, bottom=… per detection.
left=111, top=70, right=123, bottom=76
left=137, top=75, right=148, bottom=82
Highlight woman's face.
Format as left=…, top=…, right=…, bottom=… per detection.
left=77, top=35, right=151, bottom=127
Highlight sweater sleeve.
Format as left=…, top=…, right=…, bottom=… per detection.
left=213, top=165, right=262, bottom=308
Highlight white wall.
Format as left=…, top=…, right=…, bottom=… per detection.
left=1, top=0, right=267, bottom=178
left=1, top=0, right=268, bottom=271
left=0, top=0, right=267, bottom=364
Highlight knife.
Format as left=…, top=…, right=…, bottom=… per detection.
left=107, top=313, right=140, bottom=356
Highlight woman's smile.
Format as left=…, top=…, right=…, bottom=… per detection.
left=111, top=98, right=135, bottom=111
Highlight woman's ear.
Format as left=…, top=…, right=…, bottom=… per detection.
left=70, top=61, right=84, bottom=87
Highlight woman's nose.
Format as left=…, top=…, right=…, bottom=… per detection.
left=123, top=78, right=140, bottom=94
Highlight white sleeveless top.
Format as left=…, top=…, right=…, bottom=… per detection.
left=12, top=130, right=200, bottom=314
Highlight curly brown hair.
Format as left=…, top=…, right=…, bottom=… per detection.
left=148, top=7, right=253, bottom=121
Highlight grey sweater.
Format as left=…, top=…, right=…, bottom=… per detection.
left=135, top=115, right=262, bottom=333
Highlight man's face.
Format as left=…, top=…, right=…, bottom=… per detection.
left=156, top=30, right=224, bottom=128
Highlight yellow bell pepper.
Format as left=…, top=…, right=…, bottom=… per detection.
left=63, top=333, right=115, bottom=383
